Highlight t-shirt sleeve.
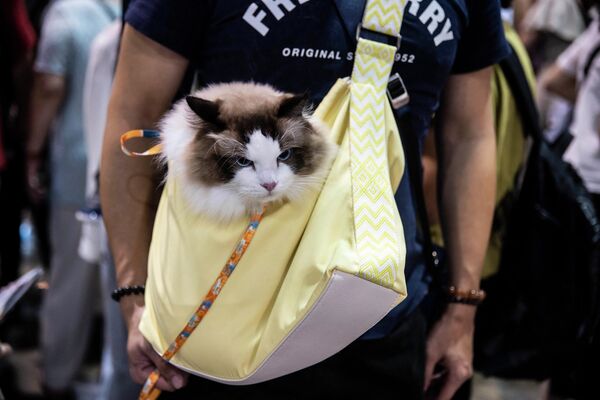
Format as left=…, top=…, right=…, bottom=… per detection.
left=125, top=0, right=213, bottom=60
left=451, top=0, right=510, bottom=74
left=34, top=5, right=71, bottom=76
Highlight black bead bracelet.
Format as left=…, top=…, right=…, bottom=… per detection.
left=111, top=285, right=145, bottom=302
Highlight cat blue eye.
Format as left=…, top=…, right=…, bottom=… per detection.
left=278, top=149, right=292, bottom=161
left=236, top=157, right=253, bottom=167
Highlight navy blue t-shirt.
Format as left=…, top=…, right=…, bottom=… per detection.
left=126, top=0, right=509, bottom=339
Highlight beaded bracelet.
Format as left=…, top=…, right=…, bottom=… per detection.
left=111, top=285, right=145, bottom=302
left=445, top=286, right=486, bottom=306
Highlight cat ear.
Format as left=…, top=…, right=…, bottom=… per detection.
left=186, top=96, right=224, bottom=127
left=277, top=93, right=309, bottom=118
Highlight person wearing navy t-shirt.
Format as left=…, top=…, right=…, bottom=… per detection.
left=100, top=1, right=508, bottom=399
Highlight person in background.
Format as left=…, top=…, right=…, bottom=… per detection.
left=541, top=13, right=600, bottom=397
left=25, top=0, right=119, bottom=397
left=519, top=0, right=588, bottom=148
left=0, top=0, right=36, bottom=287
left=25, top=0, right=54, bottom=276
left=541, top=1, right=600, bottom=211
left=81, top=18, right=140, bottom=399
left=519, top=0, right=586, bottom=72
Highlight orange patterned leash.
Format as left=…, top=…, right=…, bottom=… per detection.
left=139, top=209, right=265, bottom=400
left=120, top=129, right=162, bottom=157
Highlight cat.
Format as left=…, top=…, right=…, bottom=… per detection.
left=159, top=82, right=336, bottom=221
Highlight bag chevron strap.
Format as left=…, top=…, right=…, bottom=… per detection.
left=133, top=0, right=410, bottom=391
left=363, top=0, right=405, bottom=37
left=351, top=0, right=407, bottom=286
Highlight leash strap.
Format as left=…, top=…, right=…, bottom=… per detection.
left=350, top=0, right=408, bottom=286
left=120, top=129, right=162, bottom=157
left=139, top=209, right=265, bottom=400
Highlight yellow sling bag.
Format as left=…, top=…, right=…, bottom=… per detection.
left=130, top=0, right=410, bottom=391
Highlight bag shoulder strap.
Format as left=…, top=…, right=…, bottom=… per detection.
left=360, top=0, right=405, bottom=38
left=409, top=45, right=539, bottom=281
left=398, top=115, right=440, bottom=278
left=355, top=0, right=440, bottom=279
left=348, top=0, right=409, bottom=288
left=499, top=46, right=543, bottom=142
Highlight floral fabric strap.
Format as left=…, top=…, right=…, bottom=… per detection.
left=139, top=210, right=265, bottom=400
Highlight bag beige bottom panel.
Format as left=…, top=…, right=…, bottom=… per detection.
left=169, top=270, right=401, bottom=385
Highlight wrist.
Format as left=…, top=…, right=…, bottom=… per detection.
left=119, top=294, right=145, bottom=332
left=444, top=286, right=486, bottom=306
left=444, top=302, right=477, bottom=323
left=447, top=270, right=482, bottom=292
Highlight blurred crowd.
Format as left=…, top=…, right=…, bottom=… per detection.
left=0, top=0, right=599, bottom=399
left=1, top=1, right=133, bottom=399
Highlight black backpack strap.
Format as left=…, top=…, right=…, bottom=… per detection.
left=405, top=46, right=538, bottom=283
left=400, top=47, right=540, bottom=284
left=397, top=114, right=440, bottom=280
left=499, top=46, right=542, bottom=142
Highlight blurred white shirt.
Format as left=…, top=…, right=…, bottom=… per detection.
left=524, top=0, right=586, bottom=42
left=558, top=17, right=600, bottom=194
left=79, top=21, right=121, bottom=263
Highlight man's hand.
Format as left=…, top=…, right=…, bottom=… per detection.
left=424, top=305, right=475, bottom=400
left=122, top=297, right=189, bottom=392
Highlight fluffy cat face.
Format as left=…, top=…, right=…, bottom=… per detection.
left=159, top=82, right=335, bottom=221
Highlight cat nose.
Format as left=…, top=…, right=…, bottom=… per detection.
left=261, top=181, right=278, bottom=192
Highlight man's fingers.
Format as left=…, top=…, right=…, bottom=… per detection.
left=134, top=362, right=177, bottom=392
left=436, top=363, right=472, bottom=400
left=126, top=316, right=188, bottom=393
left=144, top=344, right=188, bottom=391
left=423, top=348, right=439, bottom=390
left=153, top=374, right=177, bottom=392
left=127, top=338, right=179, bottom=392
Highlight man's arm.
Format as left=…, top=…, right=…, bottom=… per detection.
left=422, top=128, right=441, bottom=228
left=424, top=67, right=496, bottom=400
left=26, top=72, right=65, bottom=201
left=100, top=24, right=189, bottom=391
